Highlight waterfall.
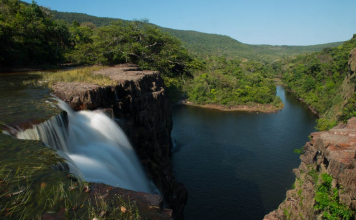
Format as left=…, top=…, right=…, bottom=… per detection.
left=15, top=99, right=154, bottom=193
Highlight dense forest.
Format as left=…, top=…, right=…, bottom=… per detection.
left=0, top=0, right=71, bottom=67
left=274, top=35, right=356, bottom=130
left=185, top=56, right=282, bottom=107
left=0, top=0, right=196, bottom=79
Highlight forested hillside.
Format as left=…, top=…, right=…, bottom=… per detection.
left=50, top=11, right=343, bottom=62
left=3, top=0, right=351, bottom=112
left=50, top=10, right=120, bottom=27
left=275, top=35, right=356, bottom=130
left=162, top=28, right=343, bottom=61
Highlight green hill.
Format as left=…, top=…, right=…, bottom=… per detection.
left=50, top=11, right=343, bottom=62
left=161, top=28, right=343, bottom=61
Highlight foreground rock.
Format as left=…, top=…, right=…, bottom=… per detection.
left=42, top=183, right=172, bottom=220
left=53, top=64, right=187, bottom=219
left=264, top=118, right=356, bottom=220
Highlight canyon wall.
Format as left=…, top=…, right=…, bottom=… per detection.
left=264, top=48, right=356, bottom=220
left=264, top=118, right=356, bottom=219
left=53, top=64, right=187, bottom=219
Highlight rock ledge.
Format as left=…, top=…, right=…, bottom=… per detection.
left=53, top=64, right=187, bottom=220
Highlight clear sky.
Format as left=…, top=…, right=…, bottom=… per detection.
left=23, top=0, right=356, bottom=46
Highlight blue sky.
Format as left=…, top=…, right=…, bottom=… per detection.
left=24, top=0, right=356, bottom=46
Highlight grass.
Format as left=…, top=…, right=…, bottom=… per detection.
left=26, top=66, right=116, bottom=87
left=0, top=133, right=141, bottom=219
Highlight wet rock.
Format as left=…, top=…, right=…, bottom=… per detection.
left=94, top=108, right=114, bottom=119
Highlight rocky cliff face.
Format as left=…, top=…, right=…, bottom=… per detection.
left=264, top=118, right=356, bottom=220
left=53, top=64, right=187, bottom=219
left=264, top=49, right=356, bottom=220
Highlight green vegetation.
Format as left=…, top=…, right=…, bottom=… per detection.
left=314, top=173, right=353, bottom=220
left=162, top=28, right=344, bottom=62
left=66, top=19, right=195, bottom=78
left=289, top=170, right=354, bottom=219
left=50, top=10, right=344, bottom=62
left=1, top=1, right=195, bottom=80
left=293, top=146, right=304, bottom=155
left=0, top=133, right=141, bottom=220
left=185, top=56, right=283, bottom=108
left=0, top=0, right=71, bottom=67
left=283, top=207, right=292, bottom=220
left=276, top=35, right=356, bottom=130
left=1, top=0, right=285, bottom=108
left=339, top=93, right=356, bottom=123
left=51, top=10, right=119, bottom=27
left=3, top=1, right=356, bottom=220
left=27, top=66, right=115, bottom=87
left=307, top=168, right=319, bottom=183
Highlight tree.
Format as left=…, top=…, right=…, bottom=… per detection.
left=0, top=0, right=71, bottom=67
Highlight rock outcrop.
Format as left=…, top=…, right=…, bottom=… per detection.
left=264, top=118, right=356, bottom=220
left=349, top=47, right=356, bottom=74
left=53, top=64, right=187, bottom=219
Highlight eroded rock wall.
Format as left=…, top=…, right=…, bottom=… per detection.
left=264, top=118, right=356, bottom=220
left=53, top=64, right=187, bottom=219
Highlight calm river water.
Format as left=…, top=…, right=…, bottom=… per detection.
left=171, top=86, right=317, bottom=220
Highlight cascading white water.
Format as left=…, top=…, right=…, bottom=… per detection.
left=15, top=99, right=154, bottom=193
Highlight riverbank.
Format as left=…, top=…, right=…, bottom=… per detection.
left=175, top=99, right=284, bottom=113
left=285, top=88, right=320, bottom=116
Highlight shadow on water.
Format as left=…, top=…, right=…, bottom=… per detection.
left=171, top=86, right=317, bottom=220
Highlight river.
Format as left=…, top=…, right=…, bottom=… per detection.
left=171, top=86, right=317, bottom=219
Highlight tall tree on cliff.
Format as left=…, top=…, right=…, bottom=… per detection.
left=66, top=20, right=198, bottom=79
